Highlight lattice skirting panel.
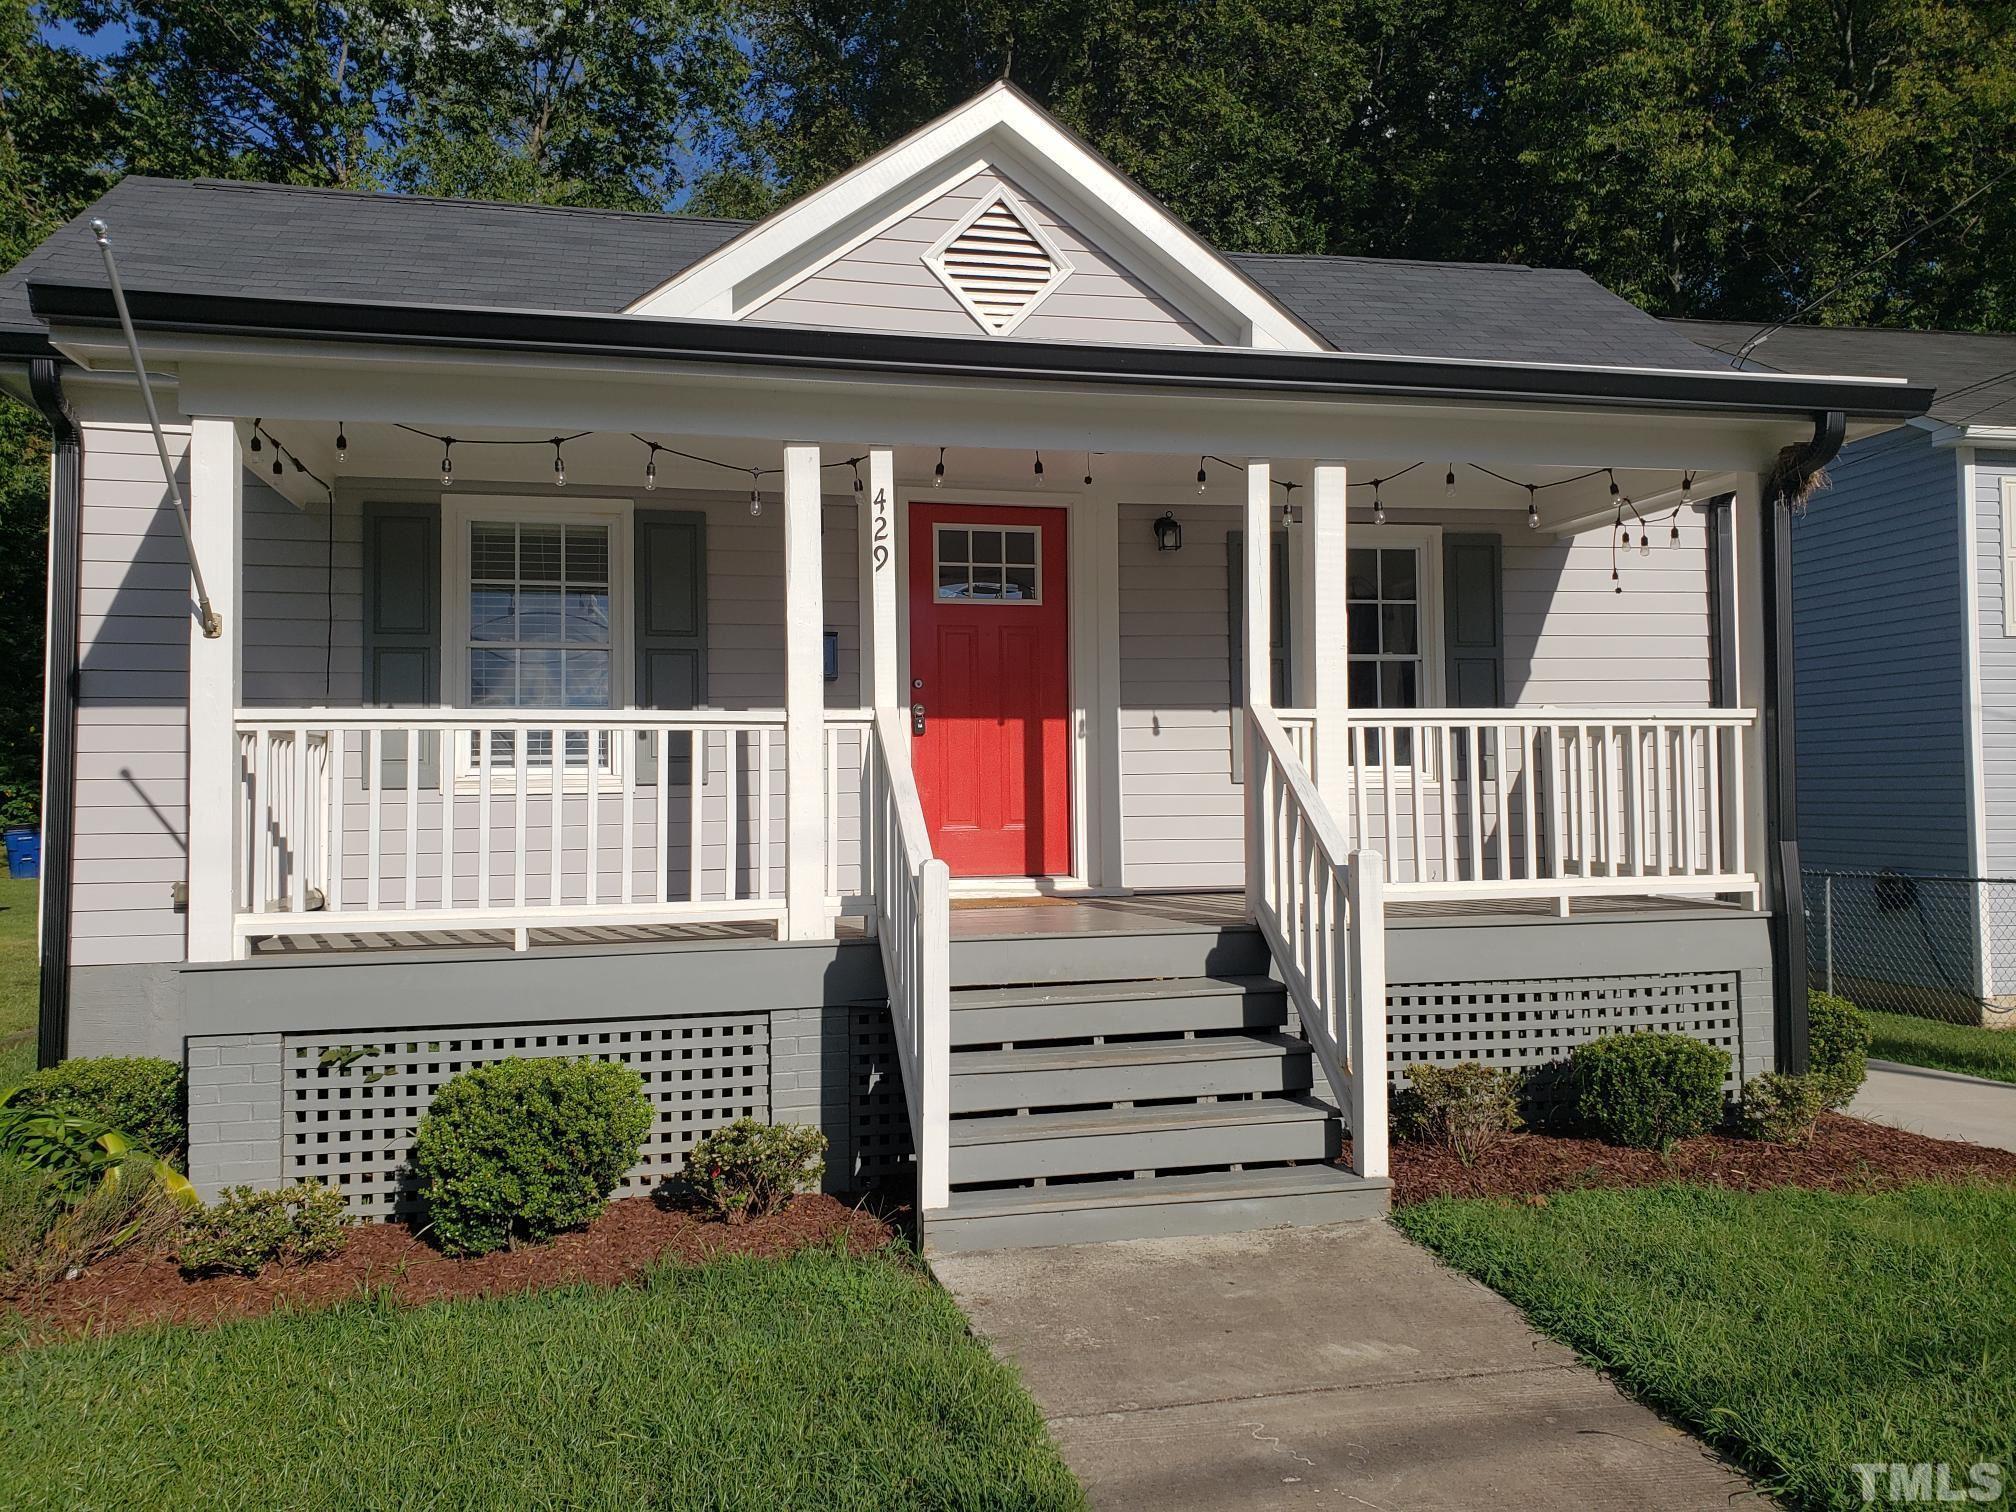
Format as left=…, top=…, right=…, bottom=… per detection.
left=848, top=1004, right=915, bottom=1190
left=1387, top=973, right=1746, bottom=1116
left=282, top=1015, right=769, bottom=1217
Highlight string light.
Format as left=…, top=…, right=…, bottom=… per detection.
left=1372, top=480, right=1386, bottom=526
left=271, top=453, right=283, bottom=477
left=335, top=423, right=347, bottom=464
left=1681, top=471, right=1695, bottom=508
left=749, top=469, right=762, bottom=517
left=1084, top=452, right=1094, bottom=488
left=1444, top=464, right=1456, bottom=498
left=850, top=458, right=864, bottom=495
left=1608, top=469, right=1620, bottom=500
left=1280, top=481, right=1296, bottom=526
left=552, top=437, right=566, bottom=487
left=249, top=422, right=262, bottom=453
left=644, top=443, right=658, bottom=491
left=1033, top=451, right=1045, bottom=485
left=1526, top=485, right=1539, bottom=529
left=934, top=447, right=945, bottom=488
left=440, top=437, right=455, bottom=486
left=1197, top=456, right=1208, bottom=494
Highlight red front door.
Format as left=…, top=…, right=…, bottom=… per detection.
left=909, top=503, right=1071, bottom=877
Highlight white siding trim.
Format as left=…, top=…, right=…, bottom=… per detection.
left=2003, top=476, right=2016, bottom=637
left=1961, top=448, right=1988, bottom=996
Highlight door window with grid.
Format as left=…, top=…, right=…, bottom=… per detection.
left=935, top=524, right=1041, bottom=601
left=1348, top=545, right=1425, bottom=764
left=467, top=519, right=612, bottom=767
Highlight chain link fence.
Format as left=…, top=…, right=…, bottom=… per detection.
left=1804, top=869, right=2016, bottom=1027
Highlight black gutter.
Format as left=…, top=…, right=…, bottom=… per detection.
left=1762, top=410, right=1846, bottom=1074
left=25, top=283, right=1936, bottom=423
left=27, top=358, right=78, bottom=1070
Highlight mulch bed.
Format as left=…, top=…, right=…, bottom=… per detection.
left=5, top=1192, right=899, bottom=1344
left=1377, top=1113, right=2016, bottom=1207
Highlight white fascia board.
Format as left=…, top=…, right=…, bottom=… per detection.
left=624, top=83, right=1323, bottom=352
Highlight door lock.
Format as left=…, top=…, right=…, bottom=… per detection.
left=911, top=702, right=927, bottom=736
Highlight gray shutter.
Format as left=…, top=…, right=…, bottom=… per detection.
left=1226, top=528, right=1292, bottom=704
left=633, top=509, right=707, bottom=782
left=363, top=501, right=441, bottom=787
left=1442, top=532, right=1504, bottom=782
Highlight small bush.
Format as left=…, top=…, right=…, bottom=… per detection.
left=11, top=1058, right=186, bottom=1157
left=1, top=1156, right=186, bottom=1296
left=1572, top=1032, right=1730, bottom=1152
left=1738, top=1071, right=1828, bottom=1146
left=1807, top=991, right=1871, bottom=1109
left=411, top=1058, right=653, bottom=1257
left=681, top=1119, right=827, bottom=1223
left=1392, top=1063, right=1523, bottom=1165
left=177, top=1182, right=351, bottom=1277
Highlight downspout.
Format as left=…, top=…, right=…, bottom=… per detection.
left=28, top=358, right=79, bottom=1069
left=1761, top=409, right=1846, bottom=1075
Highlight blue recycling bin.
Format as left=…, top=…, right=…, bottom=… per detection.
left=4, top=828, right=38, bottom=881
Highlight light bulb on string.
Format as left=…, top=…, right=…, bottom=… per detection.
left=1372, top=481, right=1386, bottom=526
left=851, top=459, right=864, bottom=495
left=933, top=448, right=945, bottom=488
left=1526, top=486, right=1539, bottom=530
left=250, top=423, right=262, bottom=453
left=748, top=470, right=763, bottom=517
left=552, top=438, right=566, bottom=487
left=1033, top=451, right=1045, bottom=485
left=645, top=448, right=657, bottom=491
left=440, top=438, right=455, bottom=487
left=1444, top=464, right=1456, bottom=498
left=1681, top=472, right=1695, bottom=508
left=1197, top=457, right=1208, bottom=495
left=335, top=423, right=347, bottom=464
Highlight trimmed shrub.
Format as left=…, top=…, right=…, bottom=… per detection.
left=1737, top=1071, right=1828, bottom=1146
left=1807, top=990, right=1871, bottom=1109
left=178, top=1182, right=351, bottom=1277
left=681, top=1119, right=827, bottom=1223
left=1392, top=1062, right=1523, bottom=1165
left=11, top=1057, right=185, bottom=1157
left=1572, top=1032, right=1730, bottom=1152
left=410, top=1058, right=653, bottom=1256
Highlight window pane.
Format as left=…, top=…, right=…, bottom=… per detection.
left=1005, top=530, right=1036, bottom=564
left=563, top=650, right=610, bottom=707
left=471, top=523, right=516, bottom=579
left=519, top=647, right=563, bottom=705
left=1381, top=661, right=1419, bottom=708
left=470, top=649, right=515, bottom=706
left=564, top=527, right=608, bottom=585
left=1348, top=661, right=1377, bottom=707
left=470, top=588, right=515, bottom=642
left=1346, top=548, right=1378, bottom=600
left=1381, top=603, right=1419, bottom=655
left=1381, top=548, right=1417, bottom=600
left=1347, top=603, right=1378, bottom=653
left=564, top=590, right=609, bottom=644
left=519, top=525, right=562, bottom=583
left=938, top=566, right=967, bottom=598
left=1005, top=566, right=1037, bottom=600
left=519, top=586, right=562, bottom=643
left=972, top=530, right=1003, bottom=564
left=971, top=565, right=1005, bottom=597
left=937, top=528, right=969, bottom=564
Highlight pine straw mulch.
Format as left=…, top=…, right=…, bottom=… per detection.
left=1377, top=1112, right=2016, bottom=1208
left=4, top=1191, right=901, bottom=1345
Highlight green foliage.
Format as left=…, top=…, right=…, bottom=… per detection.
left=0, top=1153, right=186, bottom=1296
left=1396, top=1183, right=2016, bottom=1511
left=1866, top=1008, right=2016, bottom=1085
left=1571, top=1032, right=1730, bottom=1152
left=410, top=1057, right=653, bottom=1256
left=1737, top=1071, right=1828, bottom=1146
left=682, top=1118, right=827, bottom=1222
left=11, top=1056, right=186, bottom=1156
left=1807, top=991, right=1872, bottom=1109
left=1392, top=1062, right=1523, bottom=1166
left=176, top=1181, right=351, bottom=1278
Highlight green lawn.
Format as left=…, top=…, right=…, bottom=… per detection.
left=1396, top=1183, right=2016, bottom=1512
left=1866, top=1008, right=2016, bottom=1085
left=0, top=1246, right=1083, bottom=1511
left=0, top=875, right=36, bottom=1089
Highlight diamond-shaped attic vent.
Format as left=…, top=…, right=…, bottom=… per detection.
left=925, top=189, right=1074, bottom=335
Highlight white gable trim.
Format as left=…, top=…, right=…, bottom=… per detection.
left=922, top=184, right=1073, bottom=336
left=628, top=83, right=1323, bottom=351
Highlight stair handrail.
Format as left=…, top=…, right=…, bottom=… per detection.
left=868, top=707, right=952, bottom=1211
left=1246, top=705, right=1389, bottom=1181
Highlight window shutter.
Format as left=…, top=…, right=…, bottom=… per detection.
left=363, top=501, right=440, bottom=787
left=1227, top=528, right=1291, bottom=782
left=633, top=510, right=707, bottom=782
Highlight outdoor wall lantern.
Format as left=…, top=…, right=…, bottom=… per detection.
left=1153, top=511, right=1183, bottom=552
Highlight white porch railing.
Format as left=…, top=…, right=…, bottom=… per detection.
left=1292, top=708, right=1759, bottom=907
left=866, top=707, right=951, bottom=1211
left=1247, top=707, right=1389, bottom=1182
left=234, top=708, right=874, bottom=948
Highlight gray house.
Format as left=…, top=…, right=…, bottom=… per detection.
left=1673, top=321, right=2016, bottom=1024
left=1, top=86, right=1927, bottom=1251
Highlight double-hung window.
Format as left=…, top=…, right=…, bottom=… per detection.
left=1345, top=529, right=1442, bottom=766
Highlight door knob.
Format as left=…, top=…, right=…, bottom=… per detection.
left=911, top=702, right=927, bottom=736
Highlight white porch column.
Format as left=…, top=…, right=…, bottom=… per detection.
left=1305, top=461, right=1350, bottom=801
left=783, top=443, right=828, bottom=939
left=860, top=446, right=899, bottom=712
left=1243, top=459, right=1272, bottom=917
left=186, top=416, right=242, bottom=961
left=1729, top=474, right=1770, bottom=910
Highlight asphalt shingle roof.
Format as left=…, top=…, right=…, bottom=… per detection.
left=1, top=174, right=1731, bottom=372
left=1668, top=318, right=2016, bottom=428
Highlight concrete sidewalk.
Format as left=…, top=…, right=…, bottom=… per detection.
left=936, top=1222, right=1756, bottom=1510
left=1850, top=1060, right=2016, bottom=1153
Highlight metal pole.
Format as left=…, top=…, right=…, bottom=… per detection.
left=1824, top=874, right=1834, bottom=998
left=89, top=219, right=222, bottom=638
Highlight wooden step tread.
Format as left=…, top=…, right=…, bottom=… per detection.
left=952, top=975, right=1282, bottom=1010
left=951, top=1031, right=1307, bottom=1077
left=950, top=1093, right=1335, bottom=1147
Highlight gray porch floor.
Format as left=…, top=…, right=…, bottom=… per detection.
left=246, top=889, right=1746, bottom=956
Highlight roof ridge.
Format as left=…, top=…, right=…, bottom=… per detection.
left=1232, top=251, right=1535, bottom=272
left=1665, top=316, right=2016, bottom=343
left=184, top=176, right=754, bottom=229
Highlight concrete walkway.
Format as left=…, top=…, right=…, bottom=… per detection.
left=1850, top=1060, right=2016, bottom=1153
left=936, top=1221, right=1756, bottom=1510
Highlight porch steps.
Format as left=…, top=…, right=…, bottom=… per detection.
left=922, top=920, right=1388, bottom=1256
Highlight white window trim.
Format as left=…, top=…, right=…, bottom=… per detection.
left=441, top=495, right=635, bottom=788
left=932, top=520, right=1046, bottom=603
left=1347, top=523, right=1446, bottom=708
